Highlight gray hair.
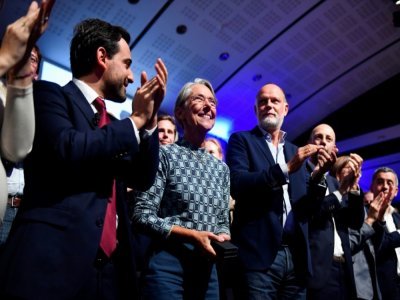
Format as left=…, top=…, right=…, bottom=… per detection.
left=174, top=78, right=217, bottom=127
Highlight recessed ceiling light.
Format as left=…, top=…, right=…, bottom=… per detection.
left=252, top=74, right=262, bottom=81
left=176, top=25, right=187, bottom=34
left=219, top=52, right=230, bottom=61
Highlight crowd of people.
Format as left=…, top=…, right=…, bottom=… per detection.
left=0, top=1, right=399, bottom=300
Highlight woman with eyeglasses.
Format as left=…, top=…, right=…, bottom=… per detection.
left=132, top=78, right=231, bottom=300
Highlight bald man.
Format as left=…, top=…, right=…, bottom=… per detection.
left=306, top=124, right=365, bottom=300
left=226, top=83, right=326, bottom=299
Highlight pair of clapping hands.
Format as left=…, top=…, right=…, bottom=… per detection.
left=314, top=145, right=363, bottom=194
left=294, top=143, right=363, bottom=194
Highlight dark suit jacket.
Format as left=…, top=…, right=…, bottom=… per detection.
left=307, top=173, right=365, bottom=297
left=375, top=210, right=400, bottom=300
left=0, top=80, right=159, bottom=299
left=226, top=126, right=317, bottom=276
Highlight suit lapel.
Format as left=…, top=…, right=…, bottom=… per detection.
left=283, top=142, right=294, bottom=163
left=326, top=174, right=339, bottom=192
left=251, top=126, right=276, bottom=166
left=284, top=143, right=299, bottom=204
left=62, top=81, right=97, bottom=129
left=393, top=211, right=400, bottom=229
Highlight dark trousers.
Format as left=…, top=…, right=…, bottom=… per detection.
left=307, top=260, right=351, bottom=300
left=73, top=247, right=138, bottom=300
left=234, top=246, right=306, bottom=300
left=72, top=249, right=119, bottom=300
left=140, top=243, right=219, bottom=300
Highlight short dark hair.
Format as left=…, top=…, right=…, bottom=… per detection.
left=70, top=18, right=130, bottom=78
left=373, top=166, right=398, bottom=187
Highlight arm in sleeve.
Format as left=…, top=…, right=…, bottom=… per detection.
left=1, top=84, right=34, bottom=162
left=226, top=132, right=286, bottom=201
left=132, top=148, right=172, bottom=239
left=215, top=164, right=231, bottom=236
left=349, top=222, right=375, bottom=254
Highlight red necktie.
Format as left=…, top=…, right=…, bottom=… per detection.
left=93, top=97, right=117, bottom=257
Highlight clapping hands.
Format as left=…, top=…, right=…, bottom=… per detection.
left=131, top=58, right=168, bottom=130
left=338, top=153, right=363, bottom=195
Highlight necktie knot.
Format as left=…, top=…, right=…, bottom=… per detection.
left=93, top=97, right=106, bottom=114
left=93, top=97, right=110, bottom=127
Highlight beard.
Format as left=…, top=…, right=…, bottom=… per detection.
left=108, top=84, right=126, bottom=103
left=104, top=75, right=127, bottom=103
left=259, top=115, right=284, bottom=132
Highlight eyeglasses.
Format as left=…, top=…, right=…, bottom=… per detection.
left=30, top=53, right=39, bottom=66
left=189, top=94, right=217, bottom=107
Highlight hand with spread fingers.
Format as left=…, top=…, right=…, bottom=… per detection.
left=131, top=58, right=168, bottom=130
left=0, top=0, right=55, bottom=78
left=365, top=191, right=390, bottom=225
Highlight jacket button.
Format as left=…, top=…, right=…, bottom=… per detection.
left=96, top=218, right=104, bottom=227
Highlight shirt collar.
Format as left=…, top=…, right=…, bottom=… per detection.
left=387, top=205, right=396, bottom=216
left=258, top=126, right=287, bottom=144
left=72, top=78, right=101, bottom=108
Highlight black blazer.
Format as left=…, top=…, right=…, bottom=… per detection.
left=227, top=126, right=318, bottom=276
left=375, top=210, right=400, bottom=300
left=0, top=80, right=159, bottom=299
left=307, top=173, right=364, bottom=297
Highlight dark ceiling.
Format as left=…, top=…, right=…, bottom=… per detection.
left=1, top=0, right=399, bottom=196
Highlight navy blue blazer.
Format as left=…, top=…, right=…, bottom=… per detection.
left=375, top=210, right=400, bottom=300
left=226, top=126, right=316, bottom=276
left=307, top=173, right=364, bottom=296
left=0, top=80, right=159, bottom=299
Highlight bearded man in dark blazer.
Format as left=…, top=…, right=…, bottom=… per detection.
left=0, top=18, right=168, bottom=300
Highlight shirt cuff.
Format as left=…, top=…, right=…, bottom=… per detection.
left=128, top=118, right=141, bottom=144
left=142, top=126, right=157, bottom=139
left=350, top=186, right=361, bottom=196
left=333, top=190, right=343, bottom=203
left=280, top=163, right=289, bottom=182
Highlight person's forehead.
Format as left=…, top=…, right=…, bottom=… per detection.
left=258, top=85, right=283, bottom=99
left=205, top=140, right=216, bottom=147
left=205, top=142, right=218, bottom=151
left=313, top=125, right=335, bottom=138
left=158, top=119, right=174, bottom=128
left=190, top=84, right=211, bottom=95
left=116, top=39, right=131, bottom=57
left=375, top=172, right=396, bottom=181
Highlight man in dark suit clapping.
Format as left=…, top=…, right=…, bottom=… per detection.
left=226, top=83, right=325, bottom=299
left=372, top=167, right=400, bottom=300
left=306, top=124, right=365, bottom=300
left=0, top=18, right=167, bottom=300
